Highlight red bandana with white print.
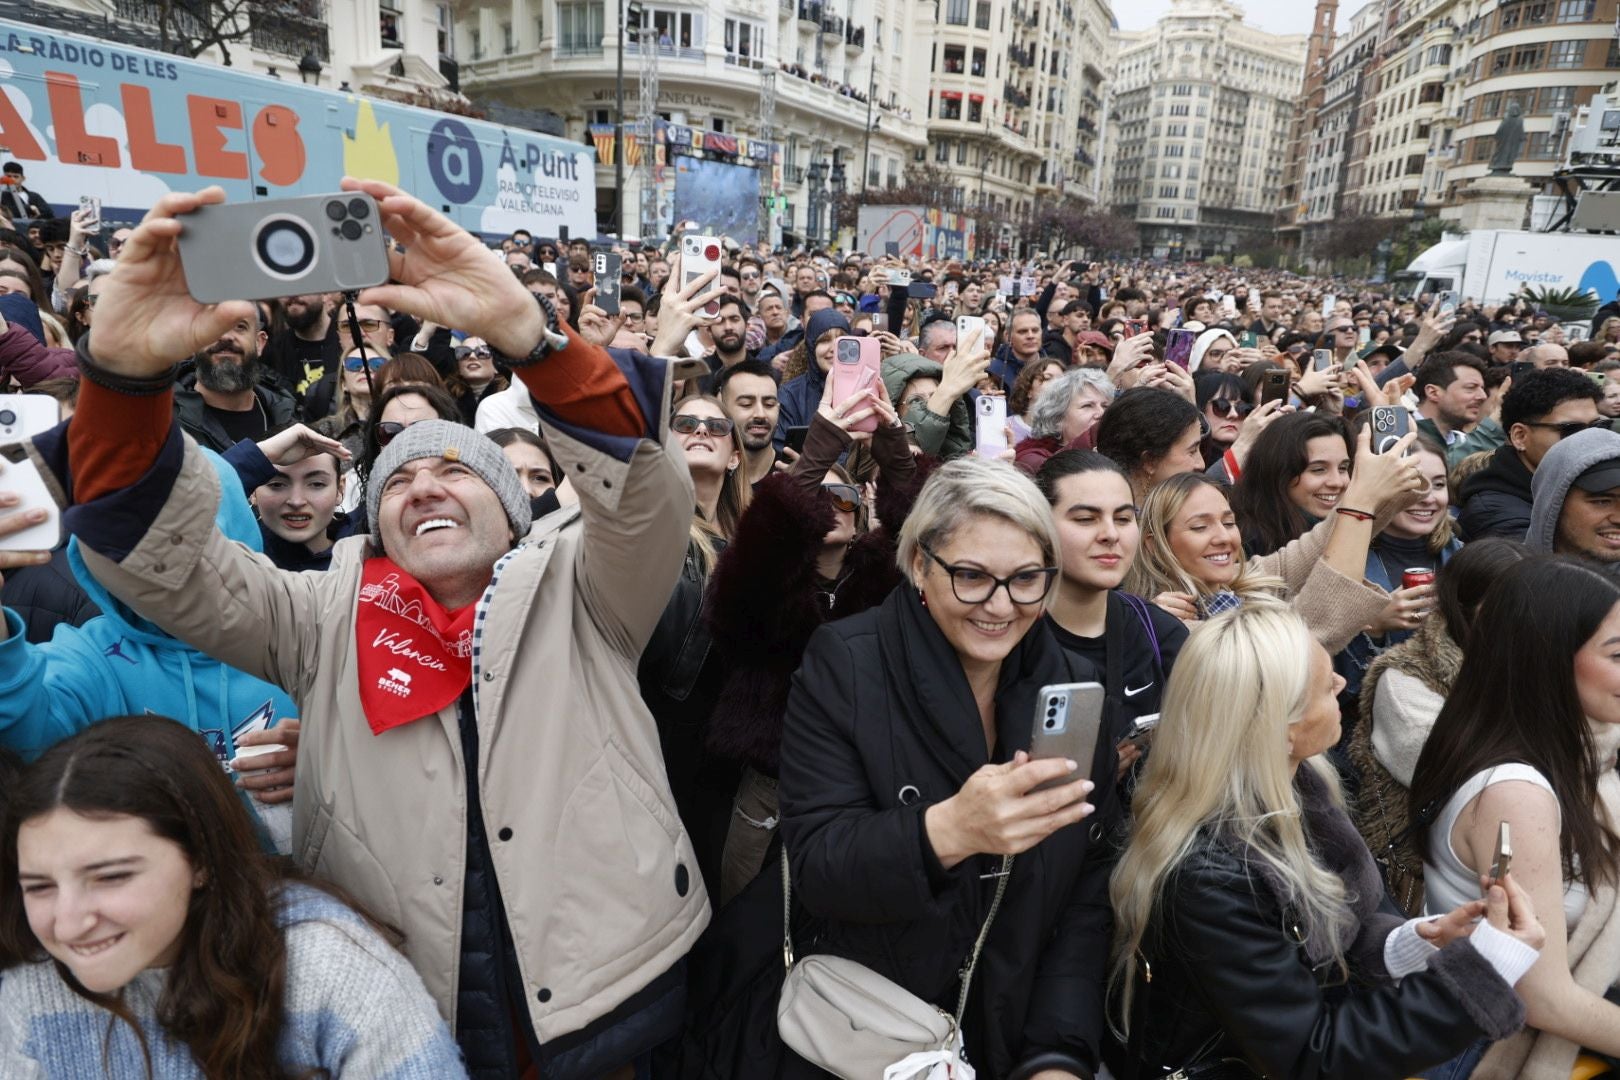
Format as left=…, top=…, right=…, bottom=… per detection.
left=355, top=556, right=476, bottom=735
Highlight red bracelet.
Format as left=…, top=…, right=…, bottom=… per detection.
left=1334, top=507, right=1375, bottom=522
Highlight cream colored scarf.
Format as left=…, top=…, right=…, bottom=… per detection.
left=1470, top=725, right=1620, bottom=1080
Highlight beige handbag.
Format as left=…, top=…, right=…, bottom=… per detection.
left=776, top=848, right=1012, bottom=1080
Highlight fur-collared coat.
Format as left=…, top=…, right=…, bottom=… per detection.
left=704, top=417, right=929, bottom=776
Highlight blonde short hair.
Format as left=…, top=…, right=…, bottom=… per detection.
left=896, top=458, right=1060, bottom=600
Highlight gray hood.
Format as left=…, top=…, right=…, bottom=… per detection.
left=1526, top=428, right=1620, bottom=552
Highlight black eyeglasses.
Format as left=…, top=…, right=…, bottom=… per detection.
left=1525, top=418, right=1613, bottom=440
left=375, top=420, right=409, bottom=446
left=1208, top=398, right=1254, bottom=418
left=821, top=483, right=861, bottom=513
left=919, top=542, right=1057, bottom=606
left=671, top=414, right=735, bottom=437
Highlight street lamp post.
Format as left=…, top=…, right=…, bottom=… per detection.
left=806, top=159, right=825, bottom=248
left=614, top=0, right=643, bottom=239
left=829, top=160, right=846, bottom=248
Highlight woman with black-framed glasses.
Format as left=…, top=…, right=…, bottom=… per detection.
left=774, top=458, right=1119, bottom=1080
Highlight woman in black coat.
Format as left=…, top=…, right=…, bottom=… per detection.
left=779, top=457, right=1120, bottom=1080
left=1108, top=600, right=1545, bottom=1080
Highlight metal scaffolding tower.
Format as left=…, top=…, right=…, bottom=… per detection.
left=637, top=33, right=660, bottom=240
left=759, top=69, right=777, bottom=245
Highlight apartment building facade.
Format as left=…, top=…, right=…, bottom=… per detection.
left=1106, top=0, right=1306, bottom=259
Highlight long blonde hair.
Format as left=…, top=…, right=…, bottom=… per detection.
left=1108, top=601, right=1353, bottom=1035
left=1124, top=472, right=1285, bottom=603
left=672, top=393, right=752, bottom=575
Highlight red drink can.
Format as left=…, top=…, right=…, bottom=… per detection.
left=1401, top=568, right=1435, bottom=590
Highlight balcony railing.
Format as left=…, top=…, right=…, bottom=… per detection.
left=820, top=14, right=844, bottom=38
left=250, top=0, right=332, bottom=61
left=844, top=25, right=864, bottom=48
left=797, top=1, right=822, bottom=27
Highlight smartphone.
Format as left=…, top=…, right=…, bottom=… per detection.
left=1029, top=682, right=1106, bottom=793
left=178, top=192, right=390, bottom=304
left=1164, top=328, right=1196, bottom=370
left=889, top=267, right=913, bottom=288
left=1321, top=294, right=1337, bottom=318
left=1509, top=360, right=1536, bottom=380
left=1238, top=331, right=1260, bottom=349
left=1312, top=348, right=1336, bottom=373
left=679, top=234, right=723, bottom=316
left=1487, top=820, right=1512, bottom=888
left=670, top=356, right=718, bottom=383
left=1261, top=368, right=1291, bottom=405
left=1358, top=325, right=1372, bottom=347
left=1587, top=370, right=1607, bottom=387
left=1220, top=293, right=1237, bottom=317
left=829, top=336, right=882, bottom=434
left=1122, top=713, right=1159, bottom=752
left=1369, top=405, right=1410, bottom=455
left=1437, top=290, right=1460, bottom=318
left=784, top=424, right=810, bottom=454
left=885, top=241, right=900, bottom=256
left=956, top=315, right=986, bottom=347
left=1567, top=324, right=1591, bottom=343
left=975, top=394, right=1008, bottom=457
left=872, top=313, right=889, bottom=333
left=1163, top=307, right=1181, bottom=328
left=0, top=440, right=61, bottom=552
left=558, top=225, right=570, bottom=242
left=77, top=195, right=100, bottom=226
left=907, top=281, right=937, bottom=301
left=592, top=251, right=622, bottom=316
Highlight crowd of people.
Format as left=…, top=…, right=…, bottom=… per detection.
left=0, top=169, right=1618, bottom=1080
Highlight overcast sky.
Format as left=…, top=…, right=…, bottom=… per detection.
left=1113, top=0, right=1355, bottom=37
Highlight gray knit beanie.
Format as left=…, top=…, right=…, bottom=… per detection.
left=367, top=420, right=532, bottom=546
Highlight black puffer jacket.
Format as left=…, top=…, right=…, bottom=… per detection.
left=0, top=548, right=99, bottom=644
left=779, top=587, right=1117, bottom=1080
left=1458, top=443, right=1534, bottom=540
left=1116, top=765, right=1527, bottom=1080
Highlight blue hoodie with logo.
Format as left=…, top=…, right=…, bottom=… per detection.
left=0, top=450, right=297, bottom=770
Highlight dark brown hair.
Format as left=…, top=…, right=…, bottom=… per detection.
left=1229, top=411, right=1352, bottom=556
left=1411, top=557, right=1620, bottom=891
left=0, top=715, right=389, bottom=1078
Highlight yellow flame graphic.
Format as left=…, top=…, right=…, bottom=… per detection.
left=342, top=98, right=399, bottom=186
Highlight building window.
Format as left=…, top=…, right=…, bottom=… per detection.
left=724, top=18, right=764, bottom=67
left=957, top=140, right=968, bottom=163
left=1547, top=40, right=1586, bottom=68
left=646, top=6, right=704, bottom=52
left=1544, top=85, right=1576, bottom=111
left=936, top=138, right=950, bottom=163
left=1557, top=0, right=1596, bottom=21
left=557, top=0, right=604, bottom=53
left=971, top=48, right=986, bottom=77
left=943, top=45, right=965, bottom=73
left=968, top=98, right=983, bottom=122
left=946, top=0, right=970, bottom=25
left=940, top=95, right=962, bottom=120
left=975, top=0, right=991, bottom=28
left=502, top=22, right=513, bottom=53
left=437, top=3, right=454, bottom=55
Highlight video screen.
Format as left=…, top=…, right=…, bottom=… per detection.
left=672, top=155, right=761, bottom=247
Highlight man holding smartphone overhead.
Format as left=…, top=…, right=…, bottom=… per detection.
left=14, top=180, right=711, bottom=1079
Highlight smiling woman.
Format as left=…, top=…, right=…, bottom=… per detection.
left=0, top=715, right=465, bottom=1078
left=774, top=458, right=1122, bottom=1079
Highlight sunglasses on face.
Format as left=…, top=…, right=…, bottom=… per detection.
left=455, top=345, right=493, bottom=359
left=821, top=483, right=861, bottom=513
left=375, top=420, right=410, bottom=446
left=1208, top=398, right=1254, bottom=418
left=344, top=354, right=387, bottom=372
left=671, top=414, right=735, bottom=437
left=1525, top=418, right=1613, bottom=440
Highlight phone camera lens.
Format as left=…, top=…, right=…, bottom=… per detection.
left=0, top=409, right=14, bottom=426
left=348, top=198, right=371, bottom=220
left=325, top=200, right=347, bottom=222
left=340, top=219, right=363, bottom=241
left=256, top=219, right=316, bottom=277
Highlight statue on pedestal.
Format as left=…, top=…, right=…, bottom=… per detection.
left=1489, top=100, right=1525, bottom=176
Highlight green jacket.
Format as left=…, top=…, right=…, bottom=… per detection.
left=1416, top=415, right=1505, bottom=469
left=880, top=353, right=973, bottom=460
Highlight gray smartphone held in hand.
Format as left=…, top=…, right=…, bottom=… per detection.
left=593, top=251, right=622, bottom=315
left=1029, top=682, right=1105, bottom=794
left=177, top=193, right=390, bottom=304
left=1369, top=405, right=1410, bottom=454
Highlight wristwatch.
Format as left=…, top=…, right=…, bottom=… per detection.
left=504, top=292, right=564, bottom=368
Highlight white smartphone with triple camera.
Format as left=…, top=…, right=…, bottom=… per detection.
left=0, top=395, right=64, bottom=552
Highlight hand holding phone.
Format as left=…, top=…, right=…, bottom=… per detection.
left=593, top=251, right=623, bottom=315
left=828, top=336, right=883, bottom=434
left=1486, top=821, right=1512, bottom=890
left=1369, top=405, right=1410, bottom=455
left=178, top=192, right=390, bottom=304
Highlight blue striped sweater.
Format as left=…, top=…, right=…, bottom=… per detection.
left=0, top=884, right=467, bottom=1078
